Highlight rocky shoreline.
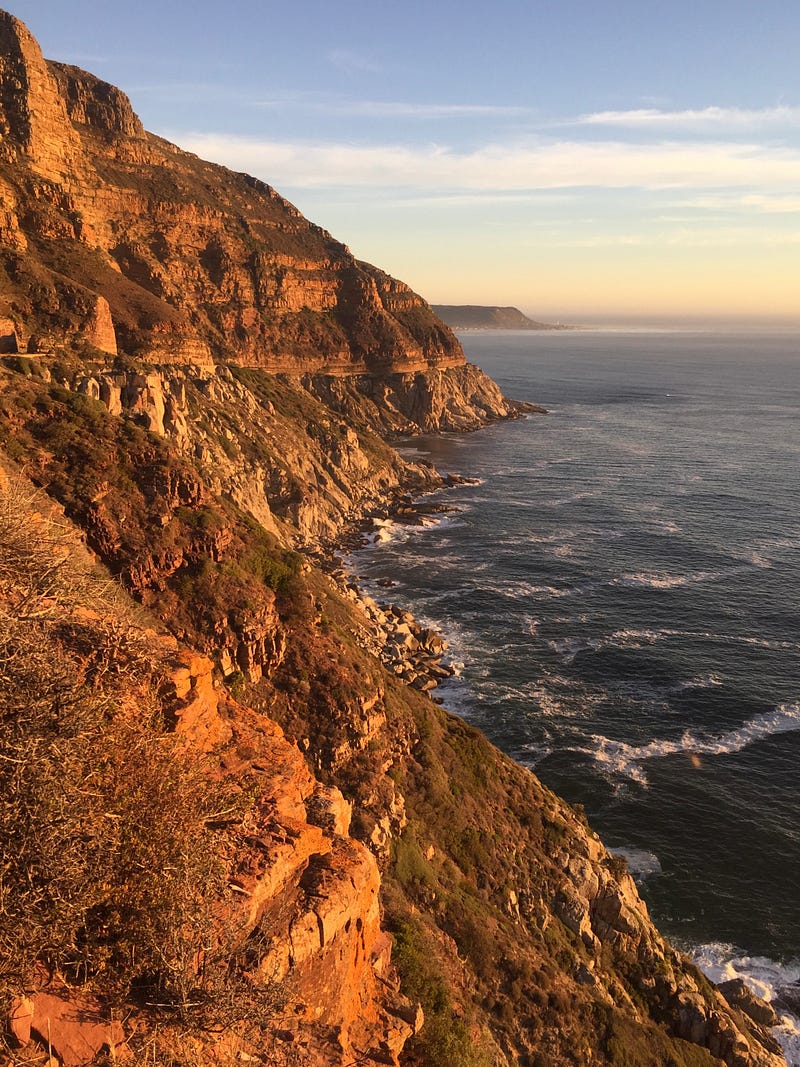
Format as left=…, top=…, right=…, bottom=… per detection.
left=334, top=569, right=456, bottom=697
left=317, top=459, right=800, bottom=1067
left=324, top=500, right=466, bottom=700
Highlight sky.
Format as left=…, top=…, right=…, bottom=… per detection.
left=9, top=0, right=800, bottom=324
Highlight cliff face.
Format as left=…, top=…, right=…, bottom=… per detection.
left=0, top=11, right=789, bottom=1067
left=0, top=10, right=487, bottom=389
left=0, top=465, right=419, bottom=1066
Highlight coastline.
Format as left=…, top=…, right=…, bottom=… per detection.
left=332, top=415, right=800, bottom=1067
left=321, top=485, right=472, bottom=699
left=344, top=501, right=800, bottom=1067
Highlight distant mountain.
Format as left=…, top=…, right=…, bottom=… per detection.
left=432, top=304, right=570, bottom=330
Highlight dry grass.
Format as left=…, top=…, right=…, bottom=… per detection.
left=0, top=473, right=235, bottom=1011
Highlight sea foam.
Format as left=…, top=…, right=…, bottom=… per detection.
left=691, top=943, right=800, bottom=1066
left=584, top=703, right=800, bottom=786
left=608, top=847, right=662, bottom=880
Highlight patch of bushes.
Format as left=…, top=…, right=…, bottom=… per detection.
left=393, top=828, right=435, bottom=896
left=0, top=478, right=239, bottom=1009
left=388, top=914, right=493, bottom=1067
left=239, top=537, right=302, bottom=594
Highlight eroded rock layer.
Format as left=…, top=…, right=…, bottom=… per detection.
left=0, top=8, right=506, bottom=416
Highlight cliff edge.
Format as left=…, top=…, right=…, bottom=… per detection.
left=0, top=9, right=509, bottom=434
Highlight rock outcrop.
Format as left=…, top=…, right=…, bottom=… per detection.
left=0, top=466, right=418, bottom=1066
left=0, top=8, right=511, bottom=435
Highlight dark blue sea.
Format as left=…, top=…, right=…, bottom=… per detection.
left=348, top=329, right=800, bottom=1059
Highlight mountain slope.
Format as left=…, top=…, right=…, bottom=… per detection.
left=0, top=11, right=789, bottom=1067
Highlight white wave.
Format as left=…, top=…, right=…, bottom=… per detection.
left=608, top=847, right=662, bottom=880
left=366, top=512, right=466, bottom=548
left=599, top=625, right=800, bottom=655
left=669, top=672, right=724, bottom=693
left=524, top=530, right=578, bottom=545
left=539, top=672, right=589, bottom=690
left=691, top=943, right=800, bottom=1066
left=602, top=624, right=799, bottom=654
left=506, top=580, right=576, bottom=600
left=651, top=518, right=683, bottom=535
left=366, top=518, right=437, bottom=547
left=549, top=627, right=666, bottom=660
left=739, top=635, right=800, bottom=652
left=529, top=690, right=560, bottom=716
left=518, top=741, right=554, bottom=766
left=548, top=636, right=597, bottom=663
left=584, top=703, right=800, bottom=786
left=606, top=627, right=665, bottom=647
left=371, top=523, right=396, bottom=544
left=613, top=570, right=715, bottom=589
left=542, top=489, right=602, bottom=507
left=472, top=673, right=607, bottom=721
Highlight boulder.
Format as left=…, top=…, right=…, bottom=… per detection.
left=718, top=977, right=779, bottom=1027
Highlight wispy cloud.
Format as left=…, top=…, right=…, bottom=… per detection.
left=250, top=93, right=527, bottom=119
left=574, top=105, right=800, bottom=131
left=535, top=226, right=800, bottom=249
left=347, top=101, right=526, bottom=119
left=178, top=132, right=800, bottom=194
left=327, top=48, right=382, bottom=75
left=679, top=193, right=800, bottom=214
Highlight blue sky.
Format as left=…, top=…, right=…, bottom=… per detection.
left=10, top=1, right=800, bottom=322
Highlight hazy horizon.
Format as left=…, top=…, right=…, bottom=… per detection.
left=525, top=311, right=800, bottom=330
left=10, top=1, right=800, bottom=322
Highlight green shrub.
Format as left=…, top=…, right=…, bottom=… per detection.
left=389, top=914, right=493, bottom=1067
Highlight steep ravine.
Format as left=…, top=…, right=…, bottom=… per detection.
left=0, top=10, right=789, bottom=1067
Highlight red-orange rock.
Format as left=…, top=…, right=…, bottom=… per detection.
left=18, top=990, right=125, bottom=1067
left=166, top=650, right=231, bottom=751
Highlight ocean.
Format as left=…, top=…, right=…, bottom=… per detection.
left=348, top=328, right=800, bottom=1060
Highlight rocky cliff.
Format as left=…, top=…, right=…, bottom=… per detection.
left=0, top=464, right=419, bottom=1066
left=0, top=9, right=509, bottom=416
left=0, top=11, right=790, bottom=1067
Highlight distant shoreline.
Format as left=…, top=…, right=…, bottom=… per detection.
left=432, top=304, right=573, bottom=331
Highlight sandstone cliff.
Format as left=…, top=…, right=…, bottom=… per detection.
left=0, top=7, right=509, bottom=433
left=0, top=11, right=790, bottom=1067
